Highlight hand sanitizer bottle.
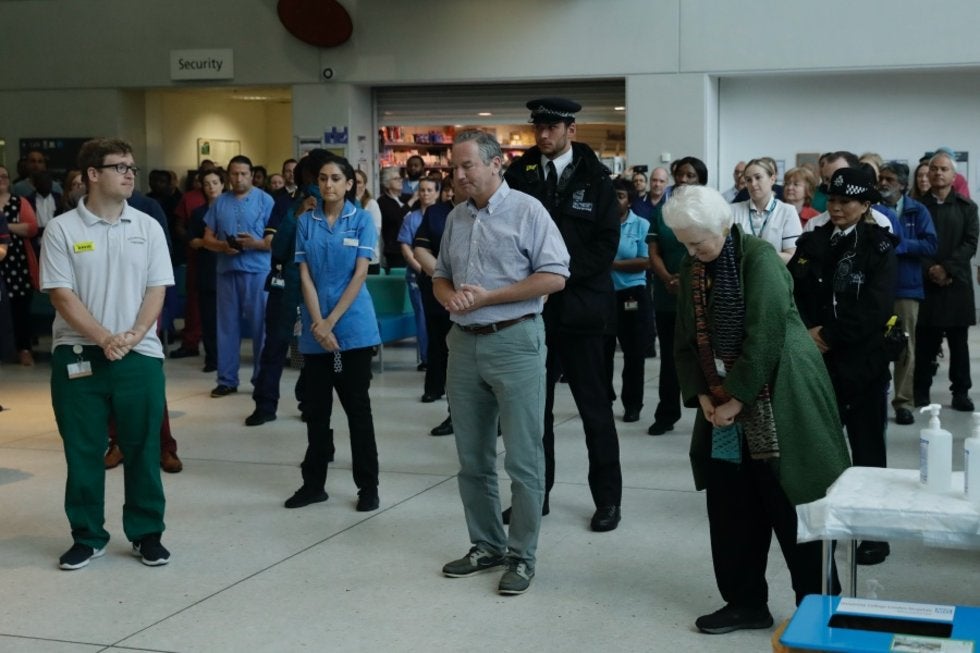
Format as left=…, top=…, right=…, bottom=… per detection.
left=919, top=404, right=952, bottom=493
left=966, top=413, right=980, bottom=504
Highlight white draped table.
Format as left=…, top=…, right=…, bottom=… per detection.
left=796, top=467, right=980, bottom=595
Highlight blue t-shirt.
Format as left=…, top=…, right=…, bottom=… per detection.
left=294, top=200, right=380, bottom=353
left=204, top=188, right=275, bottom=274
left=413, top=201, right=451, bottom=257
left=397, top=208, right=424, bottom=280
left=612, top=211, right=650, bottom=291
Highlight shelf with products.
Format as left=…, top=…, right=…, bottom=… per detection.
left=378, top=122, right=624, bottom=173
left=379, top=124, right=536, bottom=172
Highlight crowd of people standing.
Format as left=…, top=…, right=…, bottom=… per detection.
left=2, top=104, right=976, bottom=638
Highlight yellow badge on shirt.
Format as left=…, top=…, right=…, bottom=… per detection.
left=73, top=241, right=95, bottom=253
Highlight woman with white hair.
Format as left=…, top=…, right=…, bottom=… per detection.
left=668, top=184, right=850, bottom=635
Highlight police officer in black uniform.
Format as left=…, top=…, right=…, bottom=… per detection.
left=504, top=97, right=623, bottom=532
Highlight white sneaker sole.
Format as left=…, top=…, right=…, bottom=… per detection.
left=132, top=545, right=171, bottom=566
left=58, top=546, right=106, bottom=570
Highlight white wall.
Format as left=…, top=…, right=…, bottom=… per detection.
left=679, top=0, right=980, bottom=74
left=4, top=0, right=980, bottom=187
left=718, top=71, right=980, bottom=193
left=626, top=74, right=716, bottom=181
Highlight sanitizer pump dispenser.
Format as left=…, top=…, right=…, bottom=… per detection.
left=965, top=413, right=980, bottom=504
left=919, top=404, right=952, bottom=493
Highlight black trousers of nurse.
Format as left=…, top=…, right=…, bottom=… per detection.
left=300, top=348, right=379, bottom=493
left=605, top=285, right=650, bottom=413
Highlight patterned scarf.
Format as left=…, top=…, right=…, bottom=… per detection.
left=692, top=235, right=780, bottom=461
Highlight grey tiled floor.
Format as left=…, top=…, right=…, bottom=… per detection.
left=1, top=335, right=978, bottom=652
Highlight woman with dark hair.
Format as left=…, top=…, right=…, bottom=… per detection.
left=646, top=156, right=707, bottom=436
left=669, top=184, right=850, bottom=634
left=909, top=161, right=931, bottom=201
left=673, top=156, right=708, bottom=187
left=0, top=164, right=39, bottom=365
left=398, top=176, right=439, bottom=371
left=789, top=166, right=898, bottom=566
left=354, top=169, right=382, bottom=271
left=247, top=153, right=327, bottom=426
left=61, top=169, right=85, bottom=214
left=286, top=155, right=382, bottom=513
left=188, top=167, right=229, bottom=373
left=607, top=177, right=650, bottom=422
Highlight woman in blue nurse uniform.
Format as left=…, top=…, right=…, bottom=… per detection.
left=285, top=155, right=382, bottom=512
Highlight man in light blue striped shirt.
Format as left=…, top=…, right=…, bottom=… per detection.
left=434, top=130, right=569, bottom=596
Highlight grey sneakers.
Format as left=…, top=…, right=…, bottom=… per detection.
left=442, top=547, right=506, bottom=578
left=498, top=559, right=534, bottom=595
left=443, top=548, right=534, bottom=595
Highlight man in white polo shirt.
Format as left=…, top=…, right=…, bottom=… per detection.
left=41, top=138, right=174, bottom=570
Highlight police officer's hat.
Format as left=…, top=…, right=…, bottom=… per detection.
left=526, top=97, right=581, bottom=124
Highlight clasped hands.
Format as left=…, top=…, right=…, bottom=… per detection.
left=699, top=394, right=743, bottom=428
left=101, top=330, right=141, bottom=361
left=443, top=283, right=489, bottom=314
left=311, top=318, right=340, bottom=352
left=928, top=264, right=952, bottom=287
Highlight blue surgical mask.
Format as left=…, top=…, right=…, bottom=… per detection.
left=306, top=183, right=322, bottom=200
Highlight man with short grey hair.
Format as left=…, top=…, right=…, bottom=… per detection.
left=913, top=152, right=979, bottom=411
left=721, top=160, right=746, bottom=203
left=435, top=129, right=569, bottom=596
left=877, top=161, right=937, bottom=425
left=378, top=166, right=410, bottom=269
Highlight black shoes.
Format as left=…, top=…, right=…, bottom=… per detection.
left=420, top=392, right=443, bottom=403
left=245, top=410, right=277, bottom=426
left=417, top=363, right=428, bottom=372
left=202, top=363, right=217, bottom=373
left=58, top=543, right=106, bottom=570
left=695, top=604, right=773, bottom=634
left=284, top=487, right=329, bottom=509
left=132, top=534, right=171, bottom=566
left=430, top=416, right=453, bottom=436
left=590, top=506, right=621, bottom=532
left=856, top=540, right=890, bottom=565
left=169, top=347, right=199, bottom=359
left=952, top=394, right=975, bottom=412
left=647, top=421, right=674, bottom=436
left=501, top=496, right=550, bottom=525
left=913, top=395, right=930, bottom=408
left=356, top=489, right=379, bottom=512
left=895, top=408, right=914, bottom=425
left=623, top=408, right=641, bottom=423
left=211, top=385, right=237, bottom=398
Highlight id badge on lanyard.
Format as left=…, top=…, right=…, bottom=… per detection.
left=67, top=344, right=93, bottom=379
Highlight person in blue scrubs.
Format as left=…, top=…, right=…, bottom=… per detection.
left=284, top=156, right=382, bottom=513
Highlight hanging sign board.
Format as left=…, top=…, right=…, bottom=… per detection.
left=170, top=49, right=234, bottom=81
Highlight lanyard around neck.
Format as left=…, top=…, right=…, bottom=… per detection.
left=748, top=195, right=776, bottom=238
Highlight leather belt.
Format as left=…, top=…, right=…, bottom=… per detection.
left=458, top=313, right=536, bottom=335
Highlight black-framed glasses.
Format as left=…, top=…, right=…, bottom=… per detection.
left=95, top=163, right=140, bottom=175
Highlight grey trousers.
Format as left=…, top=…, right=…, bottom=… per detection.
left=446, top=316, right=547, bottom=569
